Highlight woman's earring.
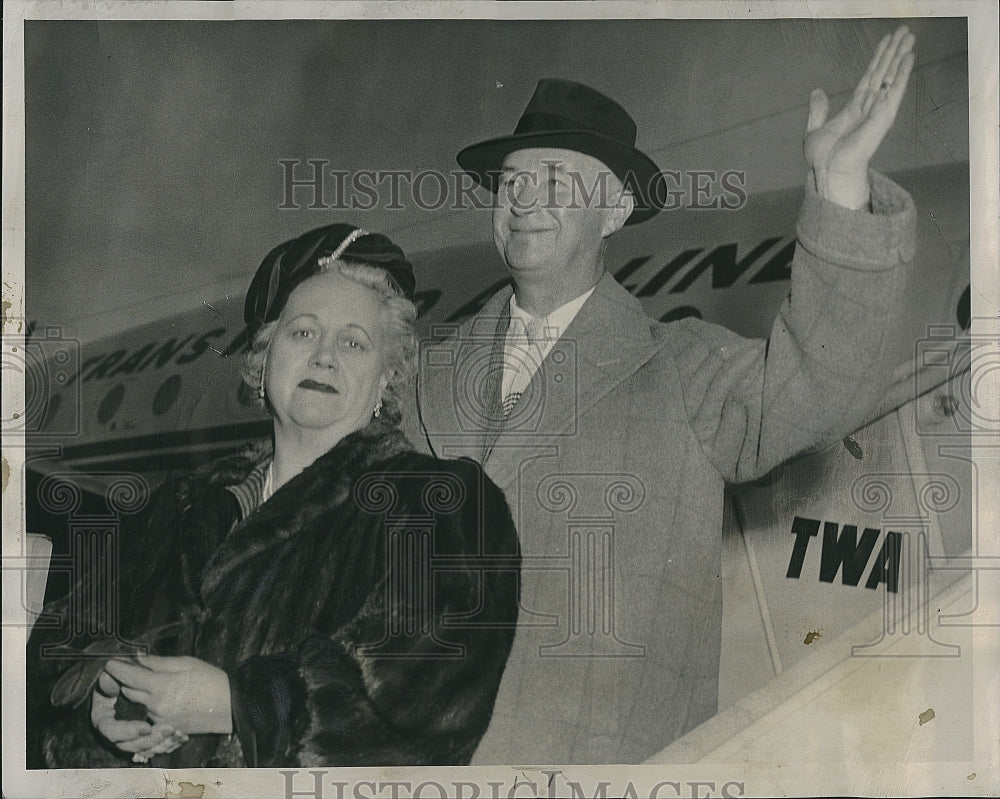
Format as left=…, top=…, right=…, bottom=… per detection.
left=374, top=399, right=382, bottom=418
left=258, top=359, right=267, bottom=399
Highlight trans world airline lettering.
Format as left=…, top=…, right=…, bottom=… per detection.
left=67, top=236, right=797, bottom=383
left=66, top=328, right=229, bottom=386
left=437, top=236, right=797, bottom=326
left=617, top=238, right=792, bottom=301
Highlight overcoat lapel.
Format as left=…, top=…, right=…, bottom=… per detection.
left=418, top=274, right=663, bottom=488
left=417, top=272, right=669, bottom=487
left=484, top=271, right=668, bottom=489
left=416, top=284, right=515, bottom=464
left=478, top=303, right=512, bottom=463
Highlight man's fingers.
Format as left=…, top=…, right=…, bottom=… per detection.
left=867, top=29, right=897, bottom=89
left=869, top=26, right=910, bottom=91
left=855, top=32, right=890, bottom=97
left=883, top=51, right=915, bottom=115
left=855, top=25, right=910, bottom=102
left=882, top=34, right=916, bottom=91
left=859, top=28, right=914, bottom=117
left=806, top=88, right=829, bottom=134
left=864, top=47, right=914, bottom=122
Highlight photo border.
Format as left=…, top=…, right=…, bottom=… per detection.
left=3, top=2, right=997, bottom=797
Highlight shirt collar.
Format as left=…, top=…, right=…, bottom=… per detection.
left=508, top=285, right=596, bottom=342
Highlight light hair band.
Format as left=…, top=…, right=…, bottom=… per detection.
left=318, top=227, right=369, bottom=268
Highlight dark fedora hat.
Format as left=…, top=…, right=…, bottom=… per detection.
left=457, top=78, right=665, bottom=225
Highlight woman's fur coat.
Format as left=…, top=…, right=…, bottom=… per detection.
left=28, top=418, right=520, bottom=767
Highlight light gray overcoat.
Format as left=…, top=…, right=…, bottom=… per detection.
left=401, top=172, right=916, bottom=763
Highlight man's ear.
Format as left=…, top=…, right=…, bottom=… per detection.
left=602, top=189, right=635, bottom=237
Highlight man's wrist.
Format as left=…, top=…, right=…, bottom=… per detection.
left=813, top=165, right=871, bottom=211
left=798, top=170, right=917, bottom=271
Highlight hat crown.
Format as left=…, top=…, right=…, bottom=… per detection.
left=513, top=79, right=638, bottom=147
left=244, top=223, right=416, bottom=337
left=456, top=78, right=664, bottom=224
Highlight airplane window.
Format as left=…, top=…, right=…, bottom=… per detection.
left=152, top=374, right=181, bottom=416
left=96, top=384, right=125, bottom=424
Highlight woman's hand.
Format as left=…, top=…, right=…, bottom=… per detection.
left=91, top=670, right=189, bottom=761
left=803, top=25, right=916, bottom=209
left=104, top=655, right=233, bottom=736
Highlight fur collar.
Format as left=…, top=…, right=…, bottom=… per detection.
left=185, top=416, right=411, bottom=493
left=196, top=417, right=413, bottom=600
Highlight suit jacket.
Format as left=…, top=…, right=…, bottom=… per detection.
left=401, top=172, right=916, bottom=763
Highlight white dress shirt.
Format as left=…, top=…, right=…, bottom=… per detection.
left=501, top=286, right=596, bottom=404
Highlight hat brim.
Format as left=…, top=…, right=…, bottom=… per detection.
left=457, top=130, right=665, bottom=225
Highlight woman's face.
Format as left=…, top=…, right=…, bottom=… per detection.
left=265, top=269, right=388, bottom=443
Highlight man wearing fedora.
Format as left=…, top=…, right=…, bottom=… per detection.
left=404, top=28, right=916, bottom=762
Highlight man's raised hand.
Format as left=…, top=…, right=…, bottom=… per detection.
left=804, top=25, right=916, bottom=209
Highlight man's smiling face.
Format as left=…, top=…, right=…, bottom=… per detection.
left=492, top=147, right=630, bottom=295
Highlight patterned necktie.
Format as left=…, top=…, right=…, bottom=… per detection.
left=503, top=316, right=545, bottom=418
left=501, top=390, right=522, bottom=418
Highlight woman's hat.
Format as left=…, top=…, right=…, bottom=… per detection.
left=457, top=78, right=665, bottom=225
left=244, top=223, right=416, bottom=338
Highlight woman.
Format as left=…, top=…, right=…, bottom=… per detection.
left=28, top=224, right=520, bottom=767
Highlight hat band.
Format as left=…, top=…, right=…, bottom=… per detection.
left=513, top=112, right=635, bottom=146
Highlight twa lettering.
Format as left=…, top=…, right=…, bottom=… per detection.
left=786, top=515, right=903, bottom=593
